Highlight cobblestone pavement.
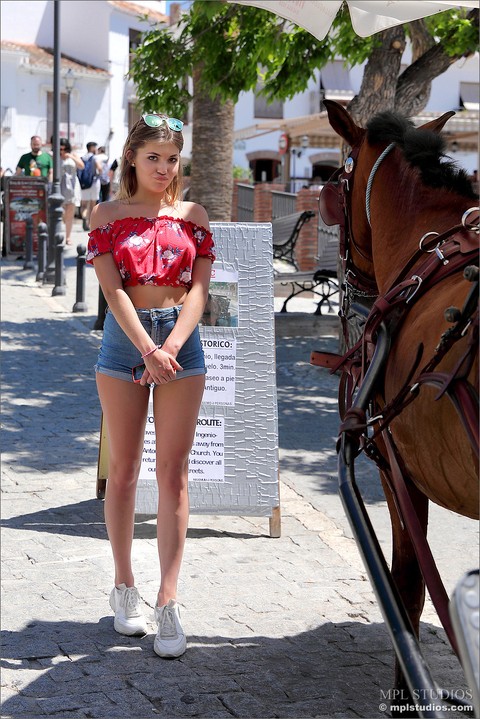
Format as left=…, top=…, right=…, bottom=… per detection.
left=1, top=220, right=477, bottom=719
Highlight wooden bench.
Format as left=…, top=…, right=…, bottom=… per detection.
left=272, top=210, right=339, bottom=314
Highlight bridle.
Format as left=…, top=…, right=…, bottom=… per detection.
left=319, top=137, right=388, bottom=310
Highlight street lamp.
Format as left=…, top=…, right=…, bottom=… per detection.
left=290, top=135, right=310, bottom=192
left=64, top=68, right=75, bottom=142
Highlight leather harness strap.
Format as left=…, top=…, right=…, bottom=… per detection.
left=381, top=429, right=459, bottom=654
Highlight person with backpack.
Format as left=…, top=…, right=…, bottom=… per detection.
left=96, top=146, right=111, bottom=202
left=78, top=141, right=102, bottom=230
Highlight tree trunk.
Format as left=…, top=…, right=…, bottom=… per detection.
left=348, top=26, right=406, bottom=125
left=395, top=45, right=458, bottom=116
left=395, top=9, right=479, bottom=116
left=190, top=67, right=234, bottom=221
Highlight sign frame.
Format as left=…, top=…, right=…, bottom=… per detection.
left=3, top=175, right=48, bottom=256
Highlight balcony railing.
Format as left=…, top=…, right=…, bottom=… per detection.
left=271, top=190, right=296, bottom=219
left=237, top=183, right=254, bottom=222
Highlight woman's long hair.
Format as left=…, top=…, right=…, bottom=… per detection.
left=115, top=115, right=184, bottom=204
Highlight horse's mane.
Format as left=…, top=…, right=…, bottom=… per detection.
left=366, top=111, right=478, bottom=199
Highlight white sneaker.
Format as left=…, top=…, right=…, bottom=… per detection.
left=109, top=584, right=148, bottom=636
left=154, top=600, right=186, bottom=658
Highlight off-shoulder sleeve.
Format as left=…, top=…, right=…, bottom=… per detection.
left=86, top=224, right=114, bottom=265
left=191, top=224, right=216, bottom=262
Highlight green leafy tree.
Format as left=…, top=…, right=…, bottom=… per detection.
left=130, top=2, right=478, bottom=218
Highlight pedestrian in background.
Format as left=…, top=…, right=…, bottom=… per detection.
left=59, top=138, right=84, bottom=245
left=16, top=136, right=53, bottom=181
left=79, top=141, right=102, bottom=230
left=97, top=146, right=111, bottom=202
left=108, top=156, right=122, bottom=198
left=86, top=113, right=215, bottom=658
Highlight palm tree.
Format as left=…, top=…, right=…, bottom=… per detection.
left=190, top=68, right=234, bottom=221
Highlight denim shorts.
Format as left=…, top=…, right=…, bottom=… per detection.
left=95, top=305, right=206, bottom=383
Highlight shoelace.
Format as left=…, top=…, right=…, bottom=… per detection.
left=124, top=587, right=141, bottom=617
left=158, top=605, right=178, bottom=639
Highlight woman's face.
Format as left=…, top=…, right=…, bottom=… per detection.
left=132, top=140, right=180, bottom=194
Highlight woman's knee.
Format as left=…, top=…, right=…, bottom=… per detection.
left=108, top=457, right=142, bottom=488
left=156, top=457, right=189, bottom=495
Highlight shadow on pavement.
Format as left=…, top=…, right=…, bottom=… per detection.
left=1, top=615, right=464, bottom=719
left=0, top=499, right=107, bottom=539
left=276, top=334, right=387, bottom=505
left=0, top=503, right=262, bottom=541
left=1, top=617, right=397, bottom=718
left=1, top=317, right=100, bottom=473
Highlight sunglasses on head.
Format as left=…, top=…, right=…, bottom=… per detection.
left=142, top=114, right=184, bottom=132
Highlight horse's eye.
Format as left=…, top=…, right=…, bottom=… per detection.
left=345, top=157, right=354, bottom=173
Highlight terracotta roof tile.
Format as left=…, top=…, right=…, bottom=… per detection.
left=107, top=0, right=168, bottom=23
left=1, top=40, right=110, bottom=77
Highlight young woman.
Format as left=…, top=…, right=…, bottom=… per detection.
left=86, top=114, right=215, bottom=658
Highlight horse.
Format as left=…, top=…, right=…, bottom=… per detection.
left=315, top=99, right=479, bottom=708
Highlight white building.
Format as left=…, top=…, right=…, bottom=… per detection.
left=1, top=0, right=478, bottom=181
left=1, top=0, right=177, bottom=173
left=234, top=54, right=479, bottom=190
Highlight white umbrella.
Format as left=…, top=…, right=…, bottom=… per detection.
left=230, top=1, right=478, bottom=41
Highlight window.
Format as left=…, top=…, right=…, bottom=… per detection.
left=129, top=28, right=142, bottom=70
left=460, top=82, right=479, bottom=111
left=254, top=82, right=283, bottom=119
left=46, top=92, right=68, bottom=143
left=1, top=106, right=12, bottom=134
left=128, top=102, right=141, bottom=130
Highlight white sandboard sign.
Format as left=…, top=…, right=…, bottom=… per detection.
left=134, top=224, right=281, bottom=536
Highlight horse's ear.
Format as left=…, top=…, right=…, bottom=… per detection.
left=323, top=99, right=364, bottom=146
left=419, top=111, right=455, bottom=134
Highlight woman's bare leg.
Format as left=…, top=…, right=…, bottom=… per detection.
left=153, top=375, right=205, bottom=607
left=63, top=203, right=75, bottom=244
left=97, top=374, right=150, bottom=587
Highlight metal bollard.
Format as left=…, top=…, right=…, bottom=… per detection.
left=36, top=222, right=48, bottom=282
left=73, top=244, right=88, bottom=312
left=45, top=189, right=64, bottom=284
left=52, top=231, right=66, bottom=296
left=23, top=216, right=35, bottom=270
left=93, top=286, right=108, bottom=330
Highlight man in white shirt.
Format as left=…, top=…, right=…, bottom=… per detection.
left=80, top=142, right=102, bottom=230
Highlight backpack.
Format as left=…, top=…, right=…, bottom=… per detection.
left=77, top=154, right=97, bottom=190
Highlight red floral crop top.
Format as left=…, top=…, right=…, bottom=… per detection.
left=86, top=215, right=215, bottom=289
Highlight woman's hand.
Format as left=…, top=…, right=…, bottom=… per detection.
left=141, top=347, right=183, bottom=385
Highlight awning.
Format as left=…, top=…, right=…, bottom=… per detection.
left=460, top=82, right=480, bottom=112
left=320, top=61, right=354, bottom=103
left=234, top=111, right=338, bottom=143
left=234, top=108, right=479, bottom=147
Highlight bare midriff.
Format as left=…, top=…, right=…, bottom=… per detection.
left=125, top=284, right=188, bottom=309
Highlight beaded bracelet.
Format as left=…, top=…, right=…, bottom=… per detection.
left=141, top=345, right=160, bottom=359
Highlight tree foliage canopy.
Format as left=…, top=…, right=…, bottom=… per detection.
left=129, top=1, right=478, bottom=118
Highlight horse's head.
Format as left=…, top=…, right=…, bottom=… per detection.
left=319, top=101, right=374, bottom=296
left=319, top=100, right=470, bottom=295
